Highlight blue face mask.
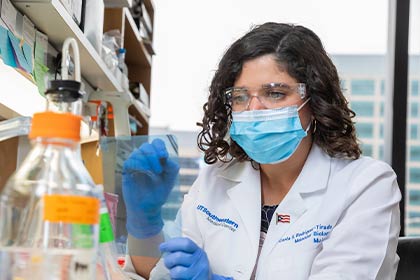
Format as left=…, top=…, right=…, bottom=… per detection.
left=229, top=99, right=311, bottom=164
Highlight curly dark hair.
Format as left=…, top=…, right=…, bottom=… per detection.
left=197, top=22, right=361, bottom=164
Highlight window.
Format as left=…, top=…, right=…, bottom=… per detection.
left=381, top=80, right=385, bottom=96
left=409, top=168, right=420, bottom=184
left=351, top=80, right=375, bottom=96
left=409, top=189, right=420, bottom=206
left=361, top=144, right=373, bottom=157
left=355, top=122, right=374, bottom=138
left=408, top=212, right=420, bottom=228
left=380, top=123, right=384, bottom=138
left=379, top=145, right=384, bottom=160
left=380, top=102, right=384, bottom=117
left=412, top=80, right=419, bottom=96
left=411, top=102, right=419, bottom=118
left=351, top=101, right=374, bottom=117
left=410, top=146, right=420, bottom=161
left=411, top=124, right=419, bottom=140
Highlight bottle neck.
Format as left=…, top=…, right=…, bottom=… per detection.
left=46, top=93, right=83, bottom=115
left=31, top=137, right=79, bottom=150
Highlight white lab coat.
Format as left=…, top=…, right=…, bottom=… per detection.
left=127, top=144, right=401, bottom=280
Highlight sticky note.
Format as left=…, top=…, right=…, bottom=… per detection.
left=22, top=42, right=33, bottom=72
left=34, top=60, right=49, bottom=96
left=0, top=26, right=17, bottom=67
left=8, top=30, right=31, bottom=73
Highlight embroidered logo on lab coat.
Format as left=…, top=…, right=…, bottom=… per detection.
left=196, top=204, right=239, bottom=232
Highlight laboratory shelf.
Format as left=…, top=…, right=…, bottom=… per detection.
left=13, top=0, right=123, bottom=92
left=0, top=59, right=45, bottom=120
left=104, top=0, right=133, bottom=8
left=123, top=8, right=152, bottom=68
left=131, top=97, right=150, bottom=125
left=0, top=59, right=99, bottom=143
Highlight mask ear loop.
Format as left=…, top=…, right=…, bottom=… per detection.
left=297, top=97, right=312, bottom=133
left=297, top=97, right=311, bottom=111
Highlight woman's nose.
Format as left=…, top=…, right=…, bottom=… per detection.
left=247, top=95, right=266, bottom=111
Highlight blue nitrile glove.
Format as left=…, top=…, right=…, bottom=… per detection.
left=159, top=237, right=234, bottom=280
left=122, top=138, right=179, bottom=238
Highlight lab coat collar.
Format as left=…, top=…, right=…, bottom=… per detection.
left=218, top=144, right=331, bottom=194
left=293, top=144, right=331, bottom=194
left=216, top=144, right=331, bottom=257
left=220, top=161, right=262, bottom=256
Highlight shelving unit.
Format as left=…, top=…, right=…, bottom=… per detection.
left=103, top=5, right=154, bottom=134
left=104, top=0, right=133, bottom=8
left=13, top=0, right=122, bottom=91
left=8, top=0, right=153, bottom=132
left=0, top=60, right=45, bottom=120
left=103, top=7, right=152, bottom=92
left=0, top=0, right=155, bottom=186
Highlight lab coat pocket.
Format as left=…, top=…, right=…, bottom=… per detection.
left=268, top=246, right=320, bottom=279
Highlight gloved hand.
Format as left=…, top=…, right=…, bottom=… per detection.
left=122, top=138, right=179, bottom=239
left=159, top=237, right=233, bottom=280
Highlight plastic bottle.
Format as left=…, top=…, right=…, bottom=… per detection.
left=96, top=185, right=129, bottom=280
left=0, top=111, right=100, bottom=280
left=117, top=48, right=129, bottom=77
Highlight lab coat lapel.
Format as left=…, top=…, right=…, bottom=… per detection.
left=260, top=145, right=331, bottom=257
left=261, top=191, right=307, bottom=257
left=221, top=161, right=261, bottom=254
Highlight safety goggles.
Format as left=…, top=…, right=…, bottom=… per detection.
left=224, top=82, right=306, bottom=112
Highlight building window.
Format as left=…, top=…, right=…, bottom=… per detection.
left=380, top=102, right=384, bottom=117
left=380, top=124, right=384, bottom=138
left=351, top=101, right=374, bottom=117
left=411, top=124, right=419, bottom=140
left=411, top=103, right=419, bottom=118
left=412, top=80, right=419, bottom=96
left=381, top=80, right=385, bottom=96
left=361, top=144, right=373, bottom=157
left=379, top=145, right=384, bottom=160
left=351, top=79, right=375, bottom=96
left=408, top=212, right=420, bottom=228
left=409, top=168, right=420, bottom=184
left=355, top=122, right=374, bottom=138
left=411, top=146, right=420, bottom=161
left=409, top=189, right=420, bottom=206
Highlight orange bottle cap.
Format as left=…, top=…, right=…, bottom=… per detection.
left=29, top=112, right=82, bottom=141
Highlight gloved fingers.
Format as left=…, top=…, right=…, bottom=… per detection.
left=123, top=143, right=163, bottom=175
left=163, top=251, right=195, bottom=269
left=151, top=138, right=169, bottom=160
left=163, top=158, right=180, bottom=180
left=167, top=265, right=196, bottom=280
left=159, top=237, right=199, bottom=254
left=140, top=143, right=164, bottom=174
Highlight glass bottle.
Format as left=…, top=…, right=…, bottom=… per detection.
left=96, top=185, right=129, bottom=280
left=45, top=79, right=84, bottom=115
left=0, top=111, right=100, bottom=280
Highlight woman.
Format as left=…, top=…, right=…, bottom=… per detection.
left=123, top=22, right=401, bottom=279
